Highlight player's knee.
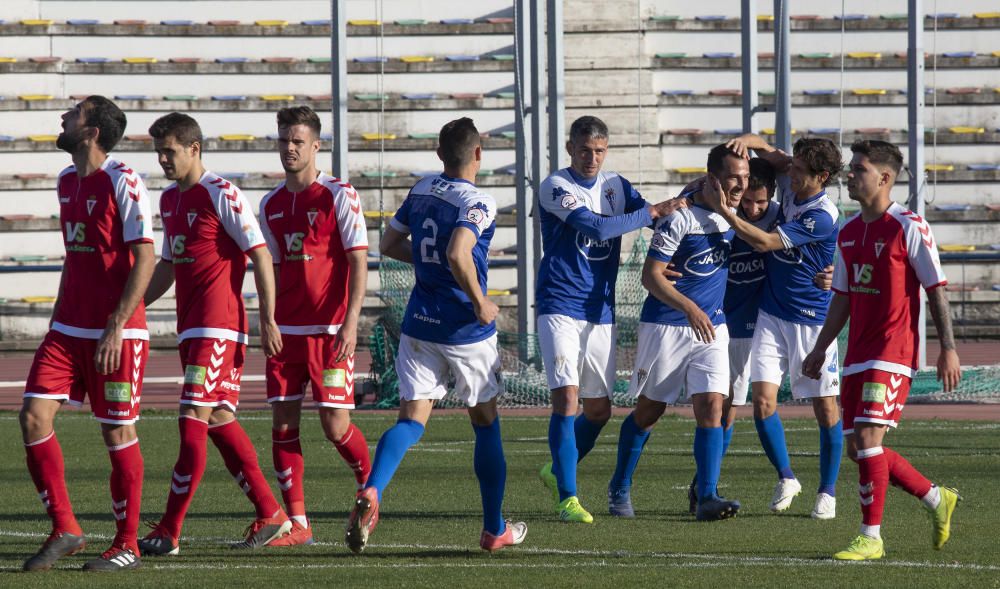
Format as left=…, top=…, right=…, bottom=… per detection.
left=321, top=409, right=351, bottom=442
left=581, top=400, right=611, bottom=425
left=19, top=404, right=52, bottom=439
left=752, top=396, right=776, bottom=419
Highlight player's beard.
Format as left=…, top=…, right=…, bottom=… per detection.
left=56, top=128, right=86, bottom=154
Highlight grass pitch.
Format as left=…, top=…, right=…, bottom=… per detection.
left=0, top=409, right=997, bottom=587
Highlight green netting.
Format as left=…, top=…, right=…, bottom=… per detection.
left=371, top=232, right=999, bottom=408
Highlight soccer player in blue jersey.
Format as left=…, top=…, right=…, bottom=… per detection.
left=535, top=116, right=681, bottom=523
left=685, top=157, right=780, bottom=512
left=607, top=144, right=747, bottom=520
left=707, top=134, right=843, bottom=519
left=345, top=118, right=527, bottom=553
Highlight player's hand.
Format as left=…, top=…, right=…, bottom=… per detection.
left=686, top=308, right=716, bottom=343
left=724, top=135, right=753, bottom=159
left=474, top=297, right=500, bottom=326
left=680, top=175, right=706, bottom=197
left=95, top=322, right=123, bottom=375
left=650, top=196, right=689, bottom=220
left=663, top=262, right=683, bottom=285
left=702, top=174, right=728, bottom=214
left=333, top=318, right=358, bottom=362
left=759, top=149, right=792, bottom=172
left=814, top=265, right=834, bottom=291
left=936, top=348, right=961, bottom=393
left=801, top=349, right=825, bottom=380
left=260, top=318, right=283, bottom=358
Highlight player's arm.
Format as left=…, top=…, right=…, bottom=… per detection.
left=49, top=266, right=68, bottom=328
left=927, top=287, right=961, bottom=392
left=144, top=258, right=175, bottom=305
left=446, top=227, right=497, bottom=326
left=247, top=246, right=282, bottom=357
left=641, top=256, right=715, bottom=343
left=725, top=132, right=776, bottom=159
left=564, top=206, right=656, bottom=241
left=702, top=175, right=785, bottom=252
left=801, top=293, right=849, bottom=379
left=95, top=242, right=155, bottom=374
left=333, top=249, right=367, bottom=362
left=379, top=225, right=414, bottom=264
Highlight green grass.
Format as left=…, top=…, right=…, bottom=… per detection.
left=1, top=410, right=998, bottom=587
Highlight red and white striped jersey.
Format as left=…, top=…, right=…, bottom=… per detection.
left=832, top=202, right=947, bottom=377
left=159, top=172, right=266, bottom=343
left=259, top=173, right=367, bottom=334
left=53, top=156, right=154, bottom=339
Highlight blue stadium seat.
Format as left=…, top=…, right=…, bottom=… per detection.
left=115, top=94, right=151, bottom=100
left=162, top=20, right=194, bottom=26
left=402, top=93, right=435, bottom=99
left=808, top=128, right=840, bottom=134
left=934, top=204, right=972, bottom=211
left=76, top=57, right=110, bottom=63
left=302, top=19, right=331, bottom=26
left=968, top=164, right=1000, bottom=171
left=354, top=56, right=389, bottom=62
left=695, top=15, right=727, bottom=21
left=211, top=95, right=247, bottom=101
left=446, top=55, right=480, bottom=61
left=943, top=51, right=977, bottom=58
left=703, top=52, right=736, bottom=58
left=215, top=57, right=249, bottom=63
left=440, top=18, right=474, bottom=24
left=804, top=89, right=838, bottom=95
left=67, top=19, right=100, bottom=25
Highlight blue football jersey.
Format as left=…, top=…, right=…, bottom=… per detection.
left=389, top=174, right=497, bottom=345
left=725, top=201, right=780, bottom=338
left=759, top=181, right=839, bottom=325
left=536, top=168, right=649, bottom=324
left=640, top=203, right=734, bottom=326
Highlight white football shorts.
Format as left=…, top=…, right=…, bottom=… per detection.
left=628, top=322, right=730, bottom=404
left=395, top=333, right=502, bottom=407
left=750, top=310, right=839, bottom=399
left=537, top=313, right=616, bottom=399
left=729, top=336, right=753, bottom=406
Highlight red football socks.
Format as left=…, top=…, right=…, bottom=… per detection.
left=272, top=428, right=305, bottom=517
left=333, top=423, right=371, bottom=488
left=108, top=438, right=144, bottom=552
left=857, top=446, right=889, bottom=527
left=160, top=417, right=209, bottom=539
left=24, top=431, right=83, bottom=536
left=883, top=446, right=933, bottom=498
left=209, top=420, right=282, bottom=519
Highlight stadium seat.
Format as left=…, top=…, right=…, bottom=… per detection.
left=255, top=20, right=288, bottom=26
left=20, top=19, right=53, bottom=26
left=946, top=87, right=981, bottom=94
left=18, top=94, right=54, bottom=100
left=446, top=55, right=480, bottom=61
left=301, top=19, right=331, bottom=26
left=77, top=57, right=109, bottom=63
left=219, top=134, right=255, bottom=141
left=934, top=204, right=972, bottom=211
left=402, top=93, right=435, bottom=100
left=835, top=14, right=868, bottom=20
left=926, top=164, right=955, bottom=171
left=939, top=245, right=976, bottom=252
left=263, top=57, right=294, bottom=63
left=354, top=56, right=389, bottom=63
left=656, top=52, right=686, bottom=58
left=408, top=133, right=437, bottom=139
left=161, top=20, right=194, bottom=26
left=703, top=52, right=736, bottom=58
left=348, top=19, right=381, bottom=26
left=114, top=94, right=151, bottom=100
left=209, top=20, right=241, bottom=26
left=804, top=89, right=838, bottom=95
left=949, top=127, right=986, bottom=134
left=211, top=95, right=247, bottom=101
left=943, top=51, right=977, bottom=58
left=853, top=89, right=888, bottom=95
left=800, top=52, right=833, bottom=59
left=847, top=52, right=882, bottom=59
left=662, top=89, right=694, bottom=95
left=29, top=57, right=60, bottom=63
left=440, top=18, right=474, bottom=25
left=395, top=19, right=426, bottom=25
left=975, top=12, right=1000, bottom=19
left=401, top=56, right=434, bottom=63
left=67, top=19, right=100, bottom=25
left=169, top=57, right=202, bottom=63
left=355, top=93, right=388, bottom=100
left=451, top=93, right=483, bottom=99
left=361, top=133, right=397, bottom=141
left=968, top=164, right=1000, bottom=171
left=695, top=15, right=727, bottom=21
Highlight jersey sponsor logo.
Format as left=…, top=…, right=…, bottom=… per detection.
left=168, top=234, right=194, bottom=263
left=727, top=250, right=765, bottom=284
left=307, top=210, right=319, bottom=226
left=604, top=187, right=616, bottom=209
left=220, top=381, right=241, bottom=391
left=429, top=176, right=453, bottom=196
left=466, top=201, right=490, bottom=227
left=683, top=242, right=732, bottom=277
left=65, top=221, right=86, bottom=243
left=268, top=211, right=284, bottom=220
left=184, top=364, right=206, bottom=385
left=575, top=232, right=612, bottom=261
left=323, top=368, right=347, bottom=388
left=772, top=246, right=803, bottom=265
left=861, top=381, right=886, bottom=403
left=283, top=232, right=313, bottom=261
left=104, top=381, right=132, bottom=402
left=850, top=263, right=880, bottom=295
left=86, top=197, right=97, bottom=215
left=874, top=238, right=886, bottom=258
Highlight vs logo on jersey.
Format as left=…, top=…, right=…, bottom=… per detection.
left=169, top=235, right=187, bottom=256
left=284, top=232, right=305, bottom=252
left=852, top=263, right=873, bottom=284
left=65, top=222, right=86, bottom=243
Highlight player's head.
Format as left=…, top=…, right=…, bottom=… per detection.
left=566, top=116, right=609, bottom=180
left=149, top=112, right=204, bottom=181
left=277, top=106, right=322, bottom=174
left=57, top=95, right=127, bottom=155
left=847, top=139, right=903, bottom=202
left=437, top=117, right=482, bottom=174
left=790, top=137, right=842, bottom=195
left=740, top=157, right=775, bottom=221
left=707, top=143, right=750, bottom=206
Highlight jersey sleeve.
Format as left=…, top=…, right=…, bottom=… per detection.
left=647, top=212, right=686, bottom=263
left=112, top=166, right=154, bottom=245
left=903, top=214, right=948, bottom=290
left=158, top=191, right=173, bottom=261
left=212, top=182, right=266, bottom=252
left=538, top=176, right=587, bottom=222
left=389, top=193, right=412, bottom=234
left=332, top=182, right=368, bottom=251
left=258, top=192, right=282, bottom=263
left=777, top=207, right=836, bottom=249
left=455, top=191, right=497, bottom=237
left=620, top=176, right=648, bottom=214
left=831, top=247, right=848, bottom=294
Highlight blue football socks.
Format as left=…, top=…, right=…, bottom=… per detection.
left=473, top=417, right=507, bottom=536
left=574, top=413, right=605, bottom=461
left=754, top=413, right=795, bottom=480
left=610, top=413, right=651, bottom=489
left=694, top=426, right=724, bottom=502
left=548, top=414, right=578, bottom=501
left=818, top=420, right=843, bottom=496
left=364, top=419, right=425, bottom=501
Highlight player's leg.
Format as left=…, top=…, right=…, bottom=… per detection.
left=313, top=335, right=371, bottom=490
left=575, top=321, right=616, bottom=461
left=692, top=392, right=740, bottom=521
left=750, top=312, right=800, bottom=511
left=320, top=408, right=371, bottom=488
left=607, top=394, right=663, bottom=517
left=21, top=333, right=87, bottom=571
left=834, top=423, right=888, bottom=560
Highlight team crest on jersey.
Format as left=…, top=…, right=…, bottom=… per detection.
left=187, top=210, right=197, bottom=226
left=650, top=233, right=666, bottom=250
left=466, top=202, right=490, bottom=227
left=874, top=238, right=886, bottom=258
left=307, top=209, right=319, bottom=226
left=604, top=187, right=616, bottom=209
left=86, top=197, right=97, bottom=215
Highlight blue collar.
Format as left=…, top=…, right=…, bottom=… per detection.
left=440, top=173, right=473, bottom=185
left=566, top=167, right=598, bottom=189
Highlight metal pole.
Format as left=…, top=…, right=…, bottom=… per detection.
left=773, top=0, right=791, bottom=152
left=546, top=0, right=565, bottom=172
left=741, top=0, right=758, bottom=134
left=515, top=1, right=537, bottom=350
left=529, top=0, right=543, bottom=286
left=331, top=0, right=348, bottom=179
left=908, top=0, right=927, bottom=369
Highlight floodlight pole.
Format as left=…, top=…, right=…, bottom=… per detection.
left=331, top=0, right=348, bottom=179
left=547, top=0, right=565, bottom=171
left=908, top=0, right=928, bottom=369
left=773, top=0, right=791, bottom=152
left=741, top=0, right=758, bottom=134
left=515, top=1, right=538, bottom=354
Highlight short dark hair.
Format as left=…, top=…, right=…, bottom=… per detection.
left=792, top=137, right=843, bottom=186
left=438, top=117, right=481, bottom=168
left=748, top=157, right=776, bottom=195
left=706, top=143, right=742, bottom=176
left=568, top=116, right=609, bottom=145
left=80, top=95, right=127, bottom=152
left=850, top=139, right=903, bottom=176
left=148, top=112, right=204, bottom=148
left=277, top=106, right=322, bottom=137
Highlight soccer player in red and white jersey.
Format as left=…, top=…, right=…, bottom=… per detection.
left=803, top=139, right=962, bottom=561
left=20, top=96, right=155, bottom=572
left=138, top=113, right=291, bottom=555
left=257, top=106, right=372, bottom=545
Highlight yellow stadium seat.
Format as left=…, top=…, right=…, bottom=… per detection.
left=761, top=128, right=798, bottom=135
left=361, top=133, right=397, bottom=141
left=0, top=57, right=16, bottom=63
left=19, top=94, right=54, bottom=100
left=925, top=164, right=954, bottom=172
left=992, top=51, right=1000, bottom=58
left=757, top=14, right=775, bottom=21
left=401, top=56, right=434, bottom=63
left=22, top=296, right=56, bottom=303
left=948, top=127, right=985, bottom=134
left=27, top=135, right=58, bottom=142
left=122, top=57, right=157, bottom=64
left=487, top=289, right=511, bottom=296
left=348, top=19, right=382, bottom=26
left=938, top=245, right=975, bottom=252
left=852, top=89, right=887, bottom=95
left=255, top=19, right=288, bottom=26
left=20, top=19, right=53, bottom=26
left=847, top=52, right=882, bottom=59
left=364, top=210, right=394, bottom=218
left=973, top=12, right=1000, bottom=18
left=675, top=167, right=708, bottom=174
left=218, top=134, right=256, bottom=141
left=261, top=94, right=295, bottom=101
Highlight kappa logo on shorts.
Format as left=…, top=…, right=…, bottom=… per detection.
left=861, top=382, right=886, bottom=403
left=184, top=364, right=207, bottom=386
left=323, top=368, right=347, bottom=388
left=104, top=381, right=132, bottom=403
